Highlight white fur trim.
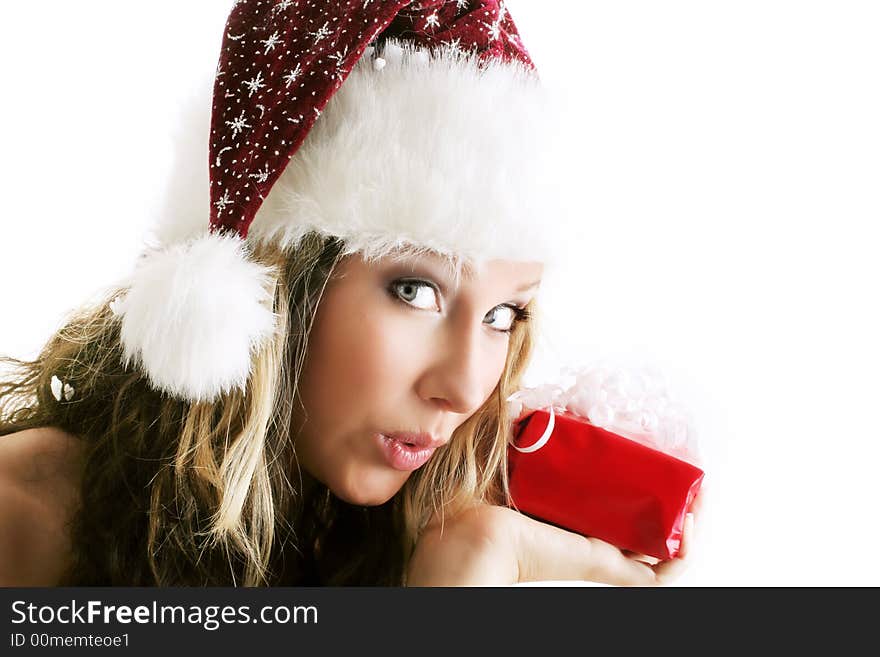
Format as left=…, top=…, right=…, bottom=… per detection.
left=247, top=40, right=571, bottom=266
left=117, top=231, right=277, bottom=403
left=152, top=41, right=573, bottom=268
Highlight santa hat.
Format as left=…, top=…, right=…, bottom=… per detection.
left=115, top=0, right=571, bottom=403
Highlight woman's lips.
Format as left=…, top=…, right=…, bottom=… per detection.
left=377, top=434, right=437, bottom=471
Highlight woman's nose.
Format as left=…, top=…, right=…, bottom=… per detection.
left=416, top=321, right=490, bottom=416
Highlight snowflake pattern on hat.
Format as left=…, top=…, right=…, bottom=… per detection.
left=209, top=0, right=533, bottom=240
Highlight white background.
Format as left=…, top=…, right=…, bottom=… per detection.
left=1, top=1, right=877, bottom=586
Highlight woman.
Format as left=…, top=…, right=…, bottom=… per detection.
left=0, top=1, right=695, bottom=586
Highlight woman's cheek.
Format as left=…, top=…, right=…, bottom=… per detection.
left=355, top=310, right=419, bottom=381
left=478, top=332, right=515, bottom=398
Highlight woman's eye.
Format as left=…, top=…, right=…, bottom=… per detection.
left=390, top=279, right=439, bottom=311
left=390, top=279, right=530, bottom=334
left=484, top=305, right=517, bottom=332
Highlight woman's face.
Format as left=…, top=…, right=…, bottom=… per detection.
left=293, top=251, right=543, bottom=506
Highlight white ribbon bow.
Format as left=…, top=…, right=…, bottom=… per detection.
left=506, top=363, right=698, bottom=461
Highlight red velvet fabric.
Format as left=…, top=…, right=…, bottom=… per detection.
left=508, top=409, right=705, bottom=561
left=209, top=1, right=534, bottom=239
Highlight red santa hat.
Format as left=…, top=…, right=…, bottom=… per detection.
left=115, top=0, right=571, bottom=403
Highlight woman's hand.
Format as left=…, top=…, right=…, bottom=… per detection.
left=405, top=491, right=702, bottom=586
left=510, top=513, right=697, bottom=587
left=512, top=488, right=703, bottom=586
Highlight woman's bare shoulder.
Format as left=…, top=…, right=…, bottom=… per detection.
left=0, top=427, right=84, bottom=510
left=0, top=427, right=84, bottom=585
left=422, top=502, right=516, bottom=539
left=405, top=503, right=519, bottom=586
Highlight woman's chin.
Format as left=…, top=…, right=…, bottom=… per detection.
left=330, top=471, right=408, bottom=507
left=332, top=488, right=394, bottom=507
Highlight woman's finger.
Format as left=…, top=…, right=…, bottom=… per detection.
left=652, top=513, right=694, bottom=584
left=653, top=553, right=688, bottom=584
left=680, top=512, right=694, bottom=559
left=621, top=551, right=660, bottom=566
left=586, top=538, right=658, bottom=586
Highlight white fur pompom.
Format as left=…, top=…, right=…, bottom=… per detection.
left=118, top=231, right=277, bottom=403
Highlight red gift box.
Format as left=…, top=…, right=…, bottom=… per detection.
left=507, top=407, right=704, bottom=561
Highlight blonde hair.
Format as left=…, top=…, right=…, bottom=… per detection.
left=0, top=232, right=537, bottom=585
